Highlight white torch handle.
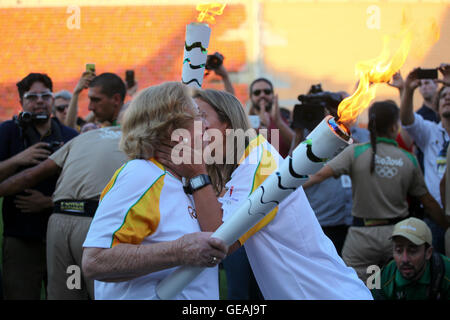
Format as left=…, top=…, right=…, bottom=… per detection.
left=155, top=116, right=351, bottom=300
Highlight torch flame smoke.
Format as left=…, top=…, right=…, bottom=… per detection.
left=337, top=12, right=440, bottom=127
left=196, top=3, right=226, bottom=24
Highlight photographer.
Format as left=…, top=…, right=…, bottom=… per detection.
left=0, top=73, right=78, bottom=299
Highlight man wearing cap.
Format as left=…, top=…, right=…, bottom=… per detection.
left=371, top=218, right=450, bottom=300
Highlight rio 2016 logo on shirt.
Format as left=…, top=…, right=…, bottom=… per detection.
left=374, top=155, right=403, bottom=179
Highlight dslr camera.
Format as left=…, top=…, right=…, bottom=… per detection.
left=13, top=111, right=49, bottom=129
left=13, top=112, right=62, bottom=153
left=292, top=84, right=343, bottom=131
left=44, top=141, right=62, bottom=153
left=205, top=52, right=224, bottom=70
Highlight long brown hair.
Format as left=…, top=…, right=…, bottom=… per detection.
left=192, top=89, right=252, bottom=194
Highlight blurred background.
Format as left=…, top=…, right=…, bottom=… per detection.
left=0, top=0, right=449, bottom=125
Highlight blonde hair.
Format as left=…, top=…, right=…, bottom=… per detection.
left=120, top=82, right=197, bottom=159
left=192, top=89, right=252, bottom=194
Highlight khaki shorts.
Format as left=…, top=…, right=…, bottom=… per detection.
left=342, top=225, right=395, bottom=284
left=46, top=213, right=93, bottom=300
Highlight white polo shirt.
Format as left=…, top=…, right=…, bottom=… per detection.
left=403, top=113, right=449, bottom=206
left=83, top=159, right=218, bottom=300
left=219, top=135, right=373, bottom=300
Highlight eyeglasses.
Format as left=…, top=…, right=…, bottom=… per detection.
left=252, top=89, right=273, bottom=96
left=55, top=104, right=69, bottom=112
left=23, top=91, right=53, bottom=102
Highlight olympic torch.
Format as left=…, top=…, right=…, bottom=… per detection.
left=154, top=116, right=352, bottom=300
left=181, top=3, right=226, bottom=88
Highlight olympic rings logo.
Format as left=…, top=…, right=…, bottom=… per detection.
left=375, top=165, right=398, bottom=178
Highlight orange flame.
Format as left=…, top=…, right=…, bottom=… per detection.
left=196, top=3, right=226, bottom=24
left=337, top=13, right=440, bottom=127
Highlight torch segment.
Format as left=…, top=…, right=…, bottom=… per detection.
left=155, top=116, right=352, bottom=300
left=181, top=23, right=211, bottom=88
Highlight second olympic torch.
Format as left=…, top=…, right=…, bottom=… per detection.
left=154, top=116, right=353, bottom=300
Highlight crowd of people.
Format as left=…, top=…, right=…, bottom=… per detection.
left=0, top=60, right=449, bottom=300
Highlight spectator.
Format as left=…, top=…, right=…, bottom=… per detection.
left=303, top=100, right=448, bottom=283
left=248, top=78, right=294, bottom=158
left=400, top=64, right=450, bottom=254
left=371, top=218, right=449, bottom=300
left=65, top=71, right=96, bottom=130
left=0, top=126, right=127, bottom=299
left=82, top=82, right=228, bottom=299
left=53, top=90, right=86, bottom=132
left=388, top=71, right=438, bottom=170
left=53, top=90, right=71, bottom=124
left=0, top=73, right=78, bottom=299
left=0, top=72, right=128, bottom=300
left=417, top=79, right=440, bottom=123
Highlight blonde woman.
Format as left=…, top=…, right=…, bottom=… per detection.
left=82, top=82, right=227, bottom=300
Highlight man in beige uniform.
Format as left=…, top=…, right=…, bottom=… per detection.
left=0, top=127, right=127, bottom=298
left=48, top=126, right=127, bottom=298
left=0, top=73, right=129, bottom=299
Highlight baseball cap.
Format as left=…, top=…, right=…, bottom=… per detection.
left=390, top=217, right=432, bottom=246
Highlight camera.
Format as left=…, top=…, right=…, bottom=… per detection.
left=13, top=112, right=49, bottom=129
left=292, top=84, right=343, bottom=131
left=44, top=141, right=62, bottom=153
left=205, top=52, right=224, bottom=70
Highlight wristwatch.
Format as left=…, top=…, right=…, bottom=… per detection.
left=183, top=174, right=211, bottom=194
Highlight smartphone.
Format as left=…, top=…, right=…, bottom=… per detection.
left=249, top=115, right=261, bottom=129
left=125, top=70, right=135, bottom=88
left=86, top=63, right=96, bottom=73
left=417, top=68, right=438, bottom=79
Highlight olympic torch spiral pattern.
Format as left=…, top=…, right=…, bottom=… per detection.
left=154, top=116, right=353, bottom=300
left=181, top=23, right=211, bottom=88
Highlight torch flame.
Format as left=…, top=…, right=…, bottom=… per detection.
left=337, top=13, right=440, bottom=127
left=196, top=3, right=226, bottom=24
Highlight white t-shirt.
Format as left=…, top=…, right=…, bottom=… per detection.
left=219, top=135, right=373, bottom=300
left=403, top=113, right=449, bottom=206
left=83, top=159, right=218, bottom=300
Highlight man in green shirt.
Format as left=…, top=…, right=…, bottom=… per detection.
left=372, top=217, right=449, bottom=300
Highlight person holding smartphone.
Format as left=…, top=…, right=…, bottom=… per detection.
left=401, top=64, right=450, bottom=255
left=65, top=65, right=97, bottom=131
